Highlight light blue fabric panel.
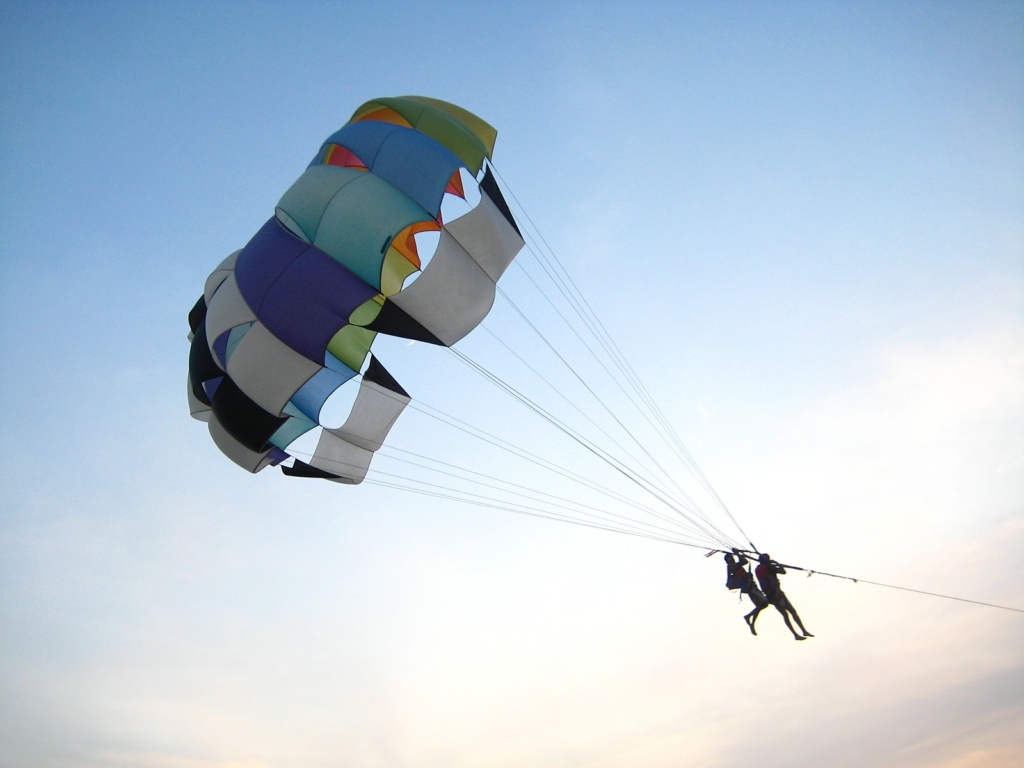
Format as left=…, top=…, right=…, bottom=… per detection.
left=269, top=415, right=317, bottom=450
left=224, top=322, right=254, bottom=365
left=277, top=166, right=365, bottom=243
left=324, top=350, right=353, bottom=374
left=312, top=173, right=428, bottom=289
left=289, top=365, right=356, bottom=422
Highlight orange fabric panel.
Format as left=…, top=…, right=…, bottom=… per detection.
left=390, top=219, right=441, bottom=268
left=351, top=107, right=413, bottom=128
left=444, top=169, right=466, bottom=199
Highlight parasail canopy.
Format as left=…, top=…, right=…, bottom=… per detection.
left=187, top=96, right=524, bottom=483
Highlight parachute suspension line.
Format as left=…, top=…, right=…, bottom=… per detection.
left=375, top=447, right=697, bottom=541
left=489, top=163, right=757, bottom=552
left=403, top=400, right=706, bottom=535
left=288, top=445, right=709, bottom=545
left=498, top=262, right=760, bottom=551
left=507, top=252, right=689, bottom=467
left=284, top=435, right=710, bottom=544
left=309, top=368, right=714, bottom=540
left=517, top=231, right=754, bottom=547
left=479, top=320, right=698, bottom=513
left=449, top=347, right=740, bottom=549
left=506, top=257, right=732, bottom=531
left=507, top=257, right=683, bottom=455
left=363, top=477, right=722, bottom=549
left=492, top=286, right=734, bottom=540
left=379, top=445, right=695, bottom=539
left=483, top=171, right=744, bottom=546
left=448, top=347, right=741, bottom=549
left=448, top=345, right=676, bottom=509
left=286, top=438, right=700, bottom=544
left=368, top=466, right=690, bottom=542
left=488, top=166, right=683, bottom=446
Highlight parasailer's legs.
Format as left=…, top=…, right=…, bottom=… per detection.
left=778, top=605, right=801, bottom=639
left=784, top=597, right=813, bottom=637
left=743, top=586, right=768, bottom=636
left=772, top=593, right=812, bottom=640
left=744, top=606, right=762, bottom=635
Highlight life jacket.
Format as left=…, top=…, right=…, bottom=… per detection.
left=726, top=563, right=748, bottom=591
left=755, top=563, right=780, bottom=594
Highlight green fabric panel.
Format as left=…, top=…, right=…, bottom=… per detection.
left=413, top=109, right=487, bottom=173
left=348, top=297, right=383, bottom=325
left=312, top=173, right=428, bottom=289
left=277, top=166, right=365, bottom=243
left=380, top=247, right=419, bottom=296
left=405, top=96, right=497, bottom=157
left=269, top=415, right=317, bottom=450
left=327, top=323, right=377, bottom=372
left=369, top=96, right=428, bottom=126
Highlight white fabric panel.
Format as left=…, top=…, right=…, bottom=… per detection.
left=209, top=412, right=272, bottom=473
left=204, top=272, right=257, bottom=360
left=333, top=379, right=410, bottom=452
left=310, top=430, right=372, bottom=484
left=445, top=193, right=525, bottom=282
left=391, top=230, right=495, bottom=346
left=187, top=373, right=212, bottom=422
left=204, top=250, right=241, bottom=304
left=226, top=322, right=321, bottom=417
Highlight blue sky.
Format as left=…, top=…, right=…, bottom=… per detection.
left=1, top=2, right=1022, bottom=766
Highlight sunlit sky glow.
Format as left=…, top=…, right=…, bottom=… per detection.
left=1, top=2, right=1022, bottom=766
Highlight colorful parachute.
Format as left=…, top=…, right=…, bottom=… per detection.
left=187, top=96, right=524, bottom=483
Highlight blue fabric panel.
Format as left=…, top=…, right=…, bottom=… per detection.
left=266, top=447, right=290, bottom=465
left=235, top=218, right=309, bottom=312
left=319, top=122, right=463, bottom=216
left=257, top=246, right=378, bottom=363
left=321, top=120, right=398, bottom=167
left=212, top=331, right=230, bottom=367
left=371, top=128, right=463, bottom=215
left=289, top=366, right=356, bottom=422
left=203, top=376, right=224, bottom=400
left=324, top=350, right=351, bottom=374
left=269, top=416, right=317, bottom=450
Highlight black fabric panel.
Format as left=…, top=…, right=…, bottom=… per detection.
left=210, top=375, right=287, bottom=453
left=188, top=294, right=207, bottom=333
left=281, top=459, right=342, bottom=480
left=188, top=323, right=222, bottom=405
left=364, top=299, right=444, bottom=346
left=480, top=166, right=522, bottom=237
left=364, top=355, right=409, bottom=397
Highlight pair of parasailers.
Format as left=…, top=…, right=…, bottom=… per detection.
left=725, top=550, right=814, bottom=641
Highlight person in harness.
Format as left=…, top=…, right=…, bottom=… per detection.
left=724, top=550, right=768, bottom=635
left=754, top=552, right=814, bottom=641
